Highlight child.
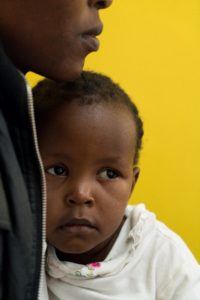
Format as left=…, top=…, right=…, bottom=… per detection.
left=33, top=71, right=200, bottom=299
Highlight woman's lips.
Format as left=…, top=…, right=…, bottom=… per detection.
left=81, top=34, right=100, bottom=52
left=81, top=24, right=103, bottom=52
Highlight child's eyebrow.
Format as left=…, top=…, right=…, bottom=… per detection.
left=95, top=156, right=131, bottom=166
left=43, top=152, right=132, bottom=168
left=96, top=156, right=123, bottom=162
left=43, top=152, right=71, bottom=160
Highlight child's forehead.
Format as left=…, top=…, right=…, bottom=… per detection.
left=60, top=95, right=134, bottom=118
left=39, top=96, right=136, bottom=142
left=40, top=99, right=137, bottom=161
left=38, top=96, right=138, bottom=165
left=56, top=100, right=136, bottom=139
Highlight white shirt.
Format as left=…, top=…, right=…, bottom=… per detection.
left=46, top=204, right=200, bottom=299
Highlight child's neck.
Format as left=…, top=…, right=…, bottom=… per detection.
left=56, top=217, right=126, bottom=265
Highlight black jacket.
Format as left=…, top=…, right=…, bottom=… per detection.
left=0, top=44, right=44, bottom=300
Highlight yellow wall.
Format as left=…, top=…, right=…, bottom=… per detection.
left=27, top=0, right=200, bottom=261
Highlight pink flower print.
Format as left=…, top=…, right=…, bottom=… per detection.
left=88, top=262, right=101, bottom=268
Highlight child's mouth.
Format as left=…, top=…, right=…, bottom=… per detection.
left=58, top=218, right=97, bottom=234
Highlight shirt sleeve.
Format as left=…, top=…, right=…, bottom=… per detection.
left=155, top=223, right=200, bottom=300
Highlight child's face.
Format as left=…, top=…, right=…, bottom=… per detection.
left=38, top=100, right=139, bottom=258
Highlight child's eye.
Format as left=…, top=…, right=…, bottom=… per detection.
left=45, top=165, right=68, bottom=177
left=99, top=168, right=119, bottom=180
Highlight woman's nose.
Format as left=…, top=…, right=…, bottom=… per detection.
left=65, top=181, right=94, bottom=207
left=89, top=0, right=113, bottom=9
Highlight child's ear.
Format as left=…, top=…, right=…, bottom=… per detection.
left=131, top=166, right=140, bottom=191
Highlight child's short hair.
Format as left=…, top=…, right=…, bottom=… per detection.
left=33, top=71, right=144, bottom=164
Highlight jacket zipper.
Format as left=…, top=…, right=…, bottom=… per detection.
left=25, top=78, right=47, bottom=300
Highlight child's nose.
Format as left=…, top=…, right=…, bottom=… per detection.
left=65, top=180, right=94, bottom=207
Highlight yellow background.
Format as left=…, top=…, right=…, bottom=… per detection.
left=27, top=0, right=200, bottom=261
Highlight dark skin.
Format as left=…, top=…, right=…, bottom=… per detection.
left=56, top=216, right=126, bottom=264
left=0, top=0, right=112, bottom=80
left=38, top=101, right=140, bottom=265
